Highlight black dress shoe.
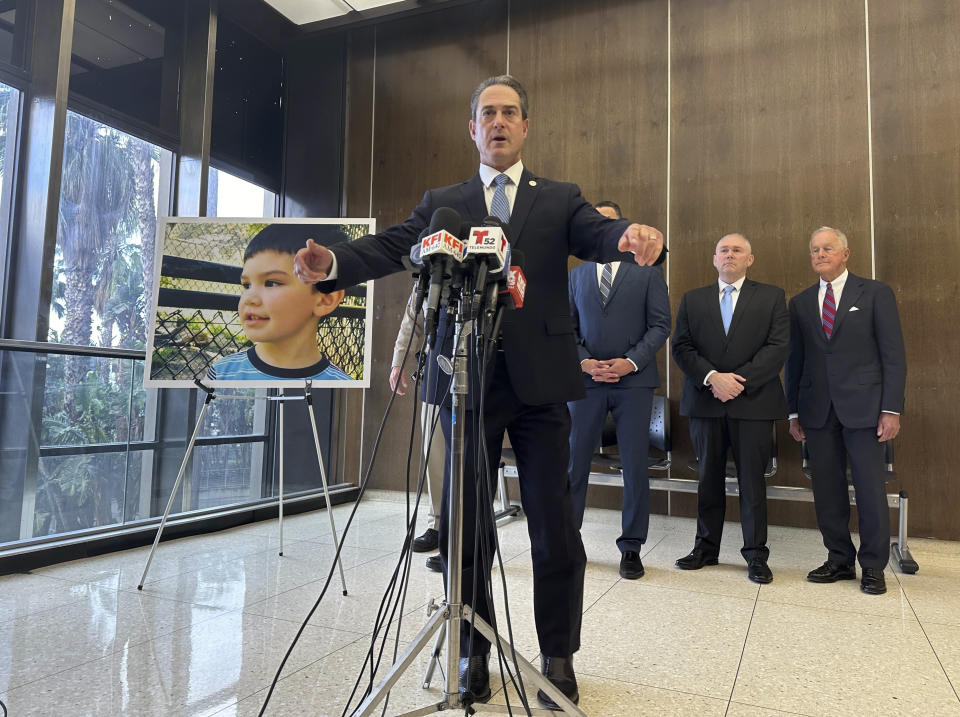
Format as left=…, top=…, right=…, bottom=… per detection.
left=675, top=548, right=719, bottom=570
left=458, top=654, right=491, bottom=704
left=807, top=560, right=856, bottom=583
left=747, top=558, right=773, bottom=584
left=537, top=655, right=579, bottom=710
left=425, top=554, right=443, bottom=573
left=619, top=550, right=644, bottom=579
left=860, top=567, right=887, bottom=595
left=412, top=528, right=439, bottom=553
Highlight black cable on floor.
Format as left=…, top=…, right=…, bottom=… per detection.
left=256, top=312, right=424, bottom=717
left=1, top=695, right=7, bottom=717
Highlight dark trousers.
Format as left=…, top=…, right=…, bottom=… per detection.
left=689, top=415, right=771, bottom=562
left=804, top=405, right=890, bottom=570
left=568, top=384, right=654, bottom=552
left=438, top=354, right=586, bottom=658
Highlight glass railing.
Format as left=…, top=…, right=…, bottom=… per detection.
left=0, top=340, right=272, bottom=549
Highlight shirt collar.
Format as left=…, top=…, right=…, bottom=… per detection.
left=479, top=160, right=524, bottom=188
left=718, top=275, right=747, bottom=294
left=820, top=268, right=848, bottom=291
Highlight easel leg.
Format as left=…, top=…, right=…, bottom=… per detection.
left=305, top=386, right=348, bottom=595
left=138, top=393, right=214, bottom=590
left=278, top=388, right=285, bottom=556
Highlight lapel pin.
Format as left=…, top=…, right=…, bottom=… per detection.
left=529, top=180, right=537, bottom=187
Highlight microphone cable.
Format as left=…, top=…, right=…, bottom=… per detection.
left=257, top=283, right=435, bottom=717
left=460, top=283, right=532, bottom=715
left=341, top=314, right=452, bottom=716
left=473, top=324, right=533, bottom=715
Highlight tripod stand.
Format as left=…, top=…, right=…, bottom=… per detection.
left=137, top=380, right=347, bottom=594
left=351, top=289, right=585, bottom=716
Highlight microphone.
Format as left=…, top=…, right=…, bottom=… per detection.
left=420, top=207, right=465, bottom=347
left=484, top=250, right=526, bottom=347
left=500, top=250, right=526, bottom=310
left=464, top=216, right=510, bottom=318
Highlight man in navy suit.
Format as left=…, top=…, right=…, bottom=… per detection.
left=672, top=234, right=788, bottom=584
left=567, top=200, right=670, bottom=580
left=293, top=76, right=665, bottom=708
left=786, top=226, right=906, bottom=595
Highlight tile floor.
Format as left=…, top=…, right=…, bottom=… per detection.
left=1, top=490, right=958, bottom=716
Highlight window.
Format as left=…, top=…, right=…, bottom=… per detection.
left=0, top=1, right=30, bottom=70
left=69, top=0, right=182, bottom=135
left=49, top=110, right=173, bottom=350
left=208, top=166, right=277, bottom=218
left=193, top=166, right=277, bottom=509
left=0, top=80, right=21, bottom=322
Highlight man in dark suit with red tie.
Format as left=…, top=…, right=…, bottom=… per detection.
left=672, top=233, right=788, bottom=584
left=292, top=76, right=665, bottom=708
left=786, top=226, right=906, bottom=595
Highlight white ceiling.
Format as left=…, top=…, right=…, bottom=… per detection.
left=263, top=0, right=434, bottom=26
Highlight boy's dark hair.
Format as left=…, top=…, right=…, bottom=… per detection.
left=243, top=223, right=350, bottom=262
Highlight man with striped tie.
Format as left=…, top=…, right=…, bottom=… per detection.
left=672, top=233, right=789, bottom=584
left=567, top=201, right=671, bottom=580
left=786, top=227, right=906, bottom=595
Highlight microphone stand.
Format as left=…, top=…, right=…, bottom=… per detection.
left=351, top=275, right=585, bottom=717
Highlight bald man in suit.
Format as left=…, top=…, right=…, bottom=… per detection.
left=672, top=233, right=788, bottom=584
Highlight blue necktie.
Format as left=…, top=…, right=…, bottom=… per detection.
left=721, top=285, right=735, bottom=335
left=490, top=173, right=511, bottom=223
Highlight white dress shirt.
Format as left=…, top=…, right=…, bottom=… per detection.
left=478, top=160, right=524, bottom=216
left=818, top=268, right=848, bottom=313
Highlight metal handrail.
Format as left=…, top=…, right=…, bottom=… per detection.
left=0, top=338, right=145, bottom=360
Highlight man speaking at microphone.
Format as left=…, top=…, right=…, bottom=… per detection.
left=293, top=75, right=665, bottom=709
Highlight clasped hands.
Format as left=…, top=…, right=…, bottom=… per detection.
left=582, top=358, right=634, bottom=383
left=707, top=372, right=745, bottom=402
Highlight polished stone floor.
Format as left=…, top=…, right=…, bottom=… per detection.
left=1, top=490, right=959, bottom=716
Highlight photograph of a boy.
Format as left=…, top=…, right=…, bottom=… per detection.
left=208, top=224, right=351, bottom=381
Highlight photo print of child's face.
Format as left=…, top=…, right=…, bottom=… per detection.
left=144, top=218, right=374, bottom=388
left=239, top=249, right=343, bottom=348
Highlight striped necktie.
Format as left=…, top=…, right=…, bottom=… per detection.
left=822, top=282, right=836, bottom=339
left=490, top=173, right=511, bottom=223
left=599, top=263, right=614, bottom=304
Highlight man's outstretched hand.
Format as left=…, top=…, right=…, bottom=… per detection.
left=293, top=239, right=334, bottom=283
left=618, top=224, right=664, bottom=266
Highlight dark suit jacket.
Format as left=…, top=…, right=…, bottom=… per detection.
left=568, top=262, right=670, bottom=390
left=673, top=279, right=789, bottom=420
left=322, top=167, right=662, bottom=405
left=785, top=272, right=906, bottom=430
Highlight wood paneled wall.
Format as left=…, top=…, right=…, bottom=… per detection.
left=338, top=0, right=960, bottom=540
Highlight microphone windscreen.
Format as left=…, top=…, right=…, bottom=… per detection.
left=428, top=206, right=462, bottom=236
left=409, top=243, right=423, bottom=265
